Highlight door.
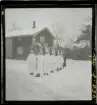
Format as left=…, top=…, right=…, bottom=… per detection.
left=15, top=45, right=24, bottom=59
left=14, top=37, right=24, bottom=59
left=16, top=46, right=23, bottom=55
left=40, top=36, right=45, bottom=44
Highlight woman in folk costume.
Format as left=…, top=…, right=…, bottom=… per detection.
left=46, top=48, right=51, bottom=75
left=27, top=47, right=36, bottom=75
left=57, top=50, right=61, bottom=69
left=47, top=47, right=52, bottom=74
left=37, top=45, right=44, bottom=77
left=34, top=42, right=43, bottom=77
left=62, top=48, right=67, bottom=68
left=51, top=48, right=56, bottom=72
left=58, top=50, right=63, bottom=70
left=42, top=43, right=50, bottom=75
left=60, top=51, right=64, bottom=69
left=56, top=50, right=60, bottom=70
left=55, top=49, right=60, bottom=71
left=41, top=44, right=45, bottom=75
left=49, top=48, right=53, bottom=73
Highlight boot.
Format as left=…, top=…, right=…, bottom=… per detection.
left=62, top=62, right=66, bottom=67
left=30, top=72, right=33, bottom=75
left=35, top=73, right=40, bottom=77
left=51, top=70, right=54, bottom=73
left=57, top=67, right=59, bottom=71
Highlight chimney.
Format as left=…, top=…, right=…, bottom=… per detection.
left=32, top=21, right=36, bottom=29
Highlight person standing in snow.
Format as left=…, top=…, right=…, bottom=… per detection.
left=27, top=48, right=36, bottom=75
left=33, top=41, right=42, bottom=77
left=44, top=44, right=50, bottom=75
left=62, top=49, right=67, bottom=68
left=37, top=45, right=44, bottom=77
left=28, top=41, right=41, bottom=77
left=41, top=42, right=49, bottom=75
left=33, top=41, right=41, bottom=55
left=55, top=49, right=59, bottom=71
left=51, top=48, right=56, bottom=72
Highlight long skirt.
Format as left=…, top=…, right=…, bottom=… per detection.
left=54, top=56, right=57, bottom=70
left=63, top=57, right=66, bottom=67
left=48, top=55, right=52, bottom=73
left=52, top=55, right=57, bottom=71
left=36, top=55, right=44, bottom=76
left=27, top=53, right=36, bottom=75
left=56, top=56, right=60, bottom=69
left=43, top=54, right=50, bottom=74
left=59, top=55, right=63, bottom=68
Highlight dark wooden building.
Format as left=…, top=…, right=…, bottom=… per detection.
left=6, top=27, right=55, bottom=60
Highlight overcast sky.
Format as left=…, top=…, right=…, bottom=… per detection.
left=5, top=8, right=92, bottom=46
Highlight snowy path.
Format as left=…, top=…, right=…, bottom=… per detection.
left=6, top=59, right=92, bottom=100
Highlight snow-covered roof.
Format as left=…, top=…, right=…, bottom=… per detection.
left=71, top=40, right=90, bottom=49
left=6, top=27, right=55, bottom=39
left=76, top=40, right=90, bottom=48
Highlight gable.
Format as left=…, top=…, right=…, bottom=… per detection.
left=6, top=27, right=55, bottom=39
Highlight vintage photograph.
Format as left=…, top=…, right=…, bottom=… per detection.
left=96, top=4, right=97, bottom=103
left=1, top=13, right=3, bottom=104
left=5, top=8, right=92, bottom=100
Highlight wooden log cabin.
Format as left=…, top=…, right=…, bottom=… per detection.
left=6, top=22, right=57, bottom=60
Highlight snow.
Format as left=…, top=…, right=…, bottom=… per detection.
left=6, top=27, right=55, bottom=39
left=27, top=54, right=64, bottom=75
left=6, top=59, right=92, bottom=100
left=71, top=40, right=90, bottom=49
left=6, top=27, right=45, bottom=38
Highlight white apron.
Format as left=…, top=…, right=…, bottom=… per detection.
left=46, top=54, right=51, bottom=73
left=61, top=55, right=64, bottom=68
left=58, top=55, right=61, bottom=68
left=43, top=54, right=49, bottom=74
left=37, top=54, right=44, bottom=76
left=27, top=53, right=36, bottom=75
left=51, top=55, right=56, bottom=71
left=48, top=55, right=52, bottom=73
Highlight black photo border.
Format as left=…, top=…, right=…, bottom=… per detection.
left=1, top=1, right=96, bottom=104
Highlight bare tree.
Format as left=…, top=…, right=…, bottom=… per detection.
left=8, top=23, right=22, bottom=32
left=52, top=23, right=65, bottom=49
left=52, top=23, right=77, bottom=51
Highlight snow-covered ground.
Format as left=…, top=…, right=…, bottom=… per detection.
left=6, top=59, right=92, bottom=100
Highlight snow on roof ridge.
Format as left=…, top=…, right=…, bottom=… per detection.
left=6, top=26, right=47, bottom=38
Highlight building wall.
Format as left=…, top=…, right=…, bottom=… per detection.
left=6, top=29, right=54, bottom=60
left=36, top=29, right=53, bottom=47
left=22, top=36, right=33, bottom=60
left=6, top=38, right=13, bottom=59
left=12, top=36, right=32, bottom=60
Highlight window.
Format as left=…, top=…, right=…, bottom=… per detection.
left=16, top=46, right=23, bottom=55
left=32, top=38, right=36, bottom=45
left=40, top=36, right=45, bottom=43
left=18, top=37, right=22, bottom=41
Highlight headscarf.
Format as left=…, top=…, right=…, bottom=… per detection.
left=32, top=42, right=41, bottom=55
